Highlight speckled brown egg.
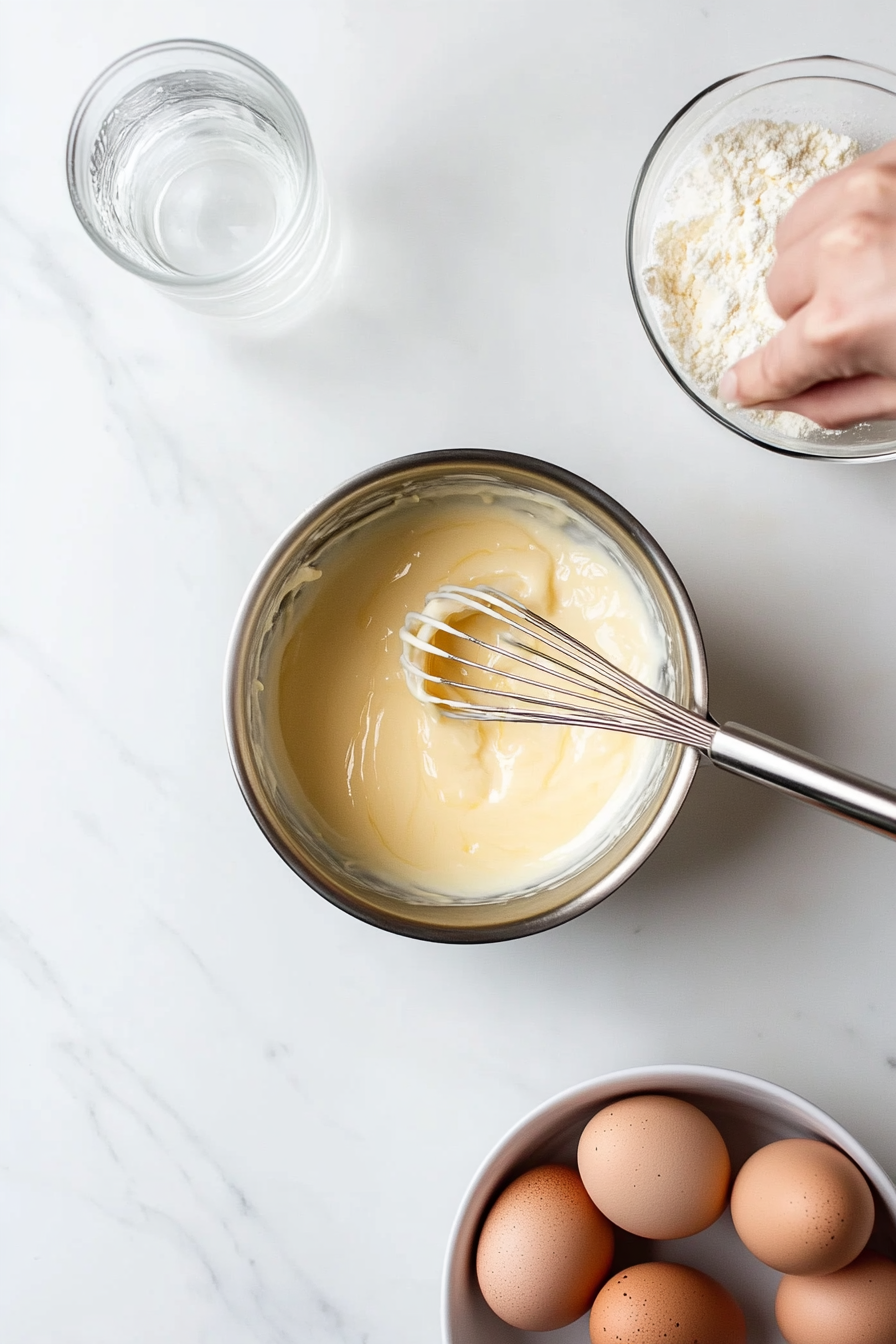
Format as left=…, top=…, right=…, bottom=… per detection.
left=576, top=1094, right=731, bottom=1238
left=475, top=1164, right=614, bottom=1331
left=776, top=1251, right=896, bottom=1344
left=589, top=1261, right=746, bottom=1344
left=730, top=1138, right=875, bottom=1275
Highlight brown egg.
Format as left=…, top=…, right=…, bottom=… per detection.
left=475, top=1164, right=614, bottom=1330
left=730, top=1138, right=875, bottom=1275
left=776, top=1251, right=896, bottom=1344
left=589, top=1261, right=746, bottom=1344
left=576, top=1094, right=731, bottom=1238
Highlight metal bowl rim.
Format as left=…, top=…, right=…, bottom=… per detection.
left=223, top=449, right=708, bottom=942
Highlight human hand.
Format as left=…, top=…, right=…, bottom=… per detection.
left=718, top=138, right=896, bottom=428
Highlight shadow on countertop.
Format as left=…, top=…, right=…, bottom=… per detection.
left=619, top=608, right=813, bottom=891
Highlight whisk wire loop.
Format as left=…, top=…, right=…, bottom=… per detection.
left=399, top=584, right=715, bottom=752
left=397, top=584, right=896, bottom=839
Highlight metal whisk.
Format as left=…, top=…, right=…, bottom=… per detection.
left=400, top=585, right=896, bottom=839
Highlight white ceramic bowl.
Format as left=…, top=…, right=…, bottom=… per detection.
left=442, top=1065, right=896, bottom=1343
left=627, top=56, right=896, bottom=462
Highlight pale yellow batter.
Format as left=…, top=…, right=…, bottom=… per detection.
left=265, top=490, right=666, bottom=901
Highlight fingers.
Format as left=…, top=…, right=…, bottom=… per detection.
left=720, top=140, right=896, bottom=428
left=750, top=374, right=896, bottom=430
left=775, top=140, right=896, bottom=254
left=765, top=231, right=819, bottom=319
left=769, top=160, right=896, bottom=319
left=769, top=208, right=896, bottom=322
left=775, top=172, right=850, bottom=253
left=719, top=299, right=860, bottom=406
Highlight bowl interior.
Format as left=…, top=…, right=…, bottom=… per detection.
left=226, top=453, right=706, bottom=941
left=629, top=58, right=896, bottom=460
left=443, top=1066, right=896, bottom=1343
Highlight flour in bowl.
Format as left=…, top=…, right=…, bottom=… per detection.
left=644, top=119, right=859, bottom=437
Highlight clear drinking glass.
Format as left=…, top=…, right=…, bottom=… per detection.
left=67, top=40, right=337, bottom=325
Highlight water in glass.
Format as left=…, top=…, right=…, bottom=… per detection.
left=90, top=71, right=303, bottom=278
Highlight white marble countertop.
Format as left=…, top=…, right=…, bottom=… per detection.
left=2, top=2, right=895, bottom=1340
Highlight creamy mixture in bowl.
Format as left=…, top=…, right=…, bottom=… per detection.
left=225, top=452, right=706, bottom=940
left=266, top=490, right=666, bottom=902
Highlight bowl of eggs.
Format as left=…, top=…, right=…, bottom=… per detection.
left=442, top=1064, right=896, bottom=1343
left=627, top=55, right=896, bottom=461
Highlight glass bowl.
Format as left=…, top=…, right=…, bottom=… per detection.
left=627, top=56, right=896, bottom=462
left=442, top=1065, right=896, bottom=1342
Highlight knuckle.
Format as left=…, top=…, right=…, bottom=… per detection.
left=820, top=213, right=882, bottom=255
left=846, top=166, right=891, bottom=206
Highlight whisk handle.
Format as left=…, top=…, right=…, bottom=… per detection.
left=708, top=722, right=896, bottom=839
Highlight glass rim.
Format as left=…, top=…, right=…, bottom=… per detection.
left=626, top=54, right=896, bottom=464
left=65, top=37, right=321, bottom=289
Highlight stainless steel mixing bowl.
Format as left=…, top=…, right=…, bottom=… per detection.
left=224, top=450, right=707, bottom=941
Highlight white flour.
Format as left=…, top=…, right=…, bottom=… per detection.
left=645, top=119, right=859, bottom=438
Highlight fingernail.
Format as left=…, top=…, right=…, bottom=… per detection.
left=718, top=368, right=740, bottom=404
